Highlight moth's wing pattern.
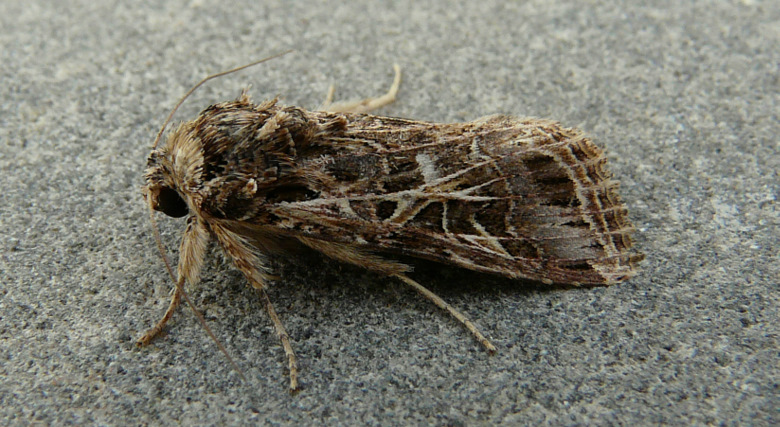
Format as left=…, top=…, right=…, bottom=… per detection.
left=256, top=113, right=642, bottom=285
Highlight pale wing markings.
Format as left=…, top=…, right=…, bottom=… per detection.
left=464, top=214, right=513, bottom=257
left=414, top=153, right=440, bottom=184
left=288, top=190, right=504, bottom=207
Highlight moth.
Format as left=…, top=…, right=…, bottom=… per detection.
left=137, top=55, right=643, bottom=392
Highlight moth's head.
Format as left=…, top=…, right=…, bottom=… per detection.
left=143, top=149, right=189, bottom=218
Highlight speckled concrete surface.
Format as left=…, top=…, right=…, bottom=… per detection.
left=1, top=0, right=777, bottom=424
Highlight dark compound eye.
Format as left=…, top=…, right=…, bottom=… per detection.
left=156, top=186, right=189, bottom=218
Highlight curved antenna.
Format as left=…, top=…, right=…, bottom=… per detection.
left=151, top=50, right=294, bottom=150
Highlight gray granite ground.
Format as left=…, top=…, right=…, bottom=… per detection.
left=1, top=0, right=777, bottom=424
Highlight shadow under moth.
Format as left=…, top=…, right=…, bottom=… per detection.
left=138, top=55, right=643, bottom=392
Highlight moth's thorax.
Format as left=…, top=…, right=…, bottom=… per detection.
left=144, top=96, right=327, bottom=220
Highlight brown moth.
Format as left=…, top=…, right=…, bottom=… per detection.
left=137, top=57, right=643, bottom=392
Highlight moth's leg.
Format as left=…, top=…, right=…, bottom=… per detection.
left=394, top=273, right=497, bottom=353
left=296, top=237, right=496, bottom=352
left=321, top=64, right=401, bottom=114
left=211, top=223, right=300, bottom=392
left=321, top=85, right=336, bottom=109
left=137, top=216, right=209, bottom=345
left=256, top=287, right=299, bottom=393
left=136, top=277, right=183, bottom=346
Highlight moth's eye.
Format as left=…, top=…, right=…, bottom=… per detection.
left=156, top=187, right=189, bottom=218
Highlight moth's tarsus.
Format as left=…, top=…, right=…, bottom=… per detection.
left=135, top=285, right=180, bottom=347
left=140, top=61, right=642, bottom=390
left=256, top=288, right=299, bottom=392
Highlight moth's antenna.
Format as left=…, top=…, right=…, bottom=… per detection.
left=151, top=50, right=293, bottom=150
left=143, top=51, right=293, bottom=383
